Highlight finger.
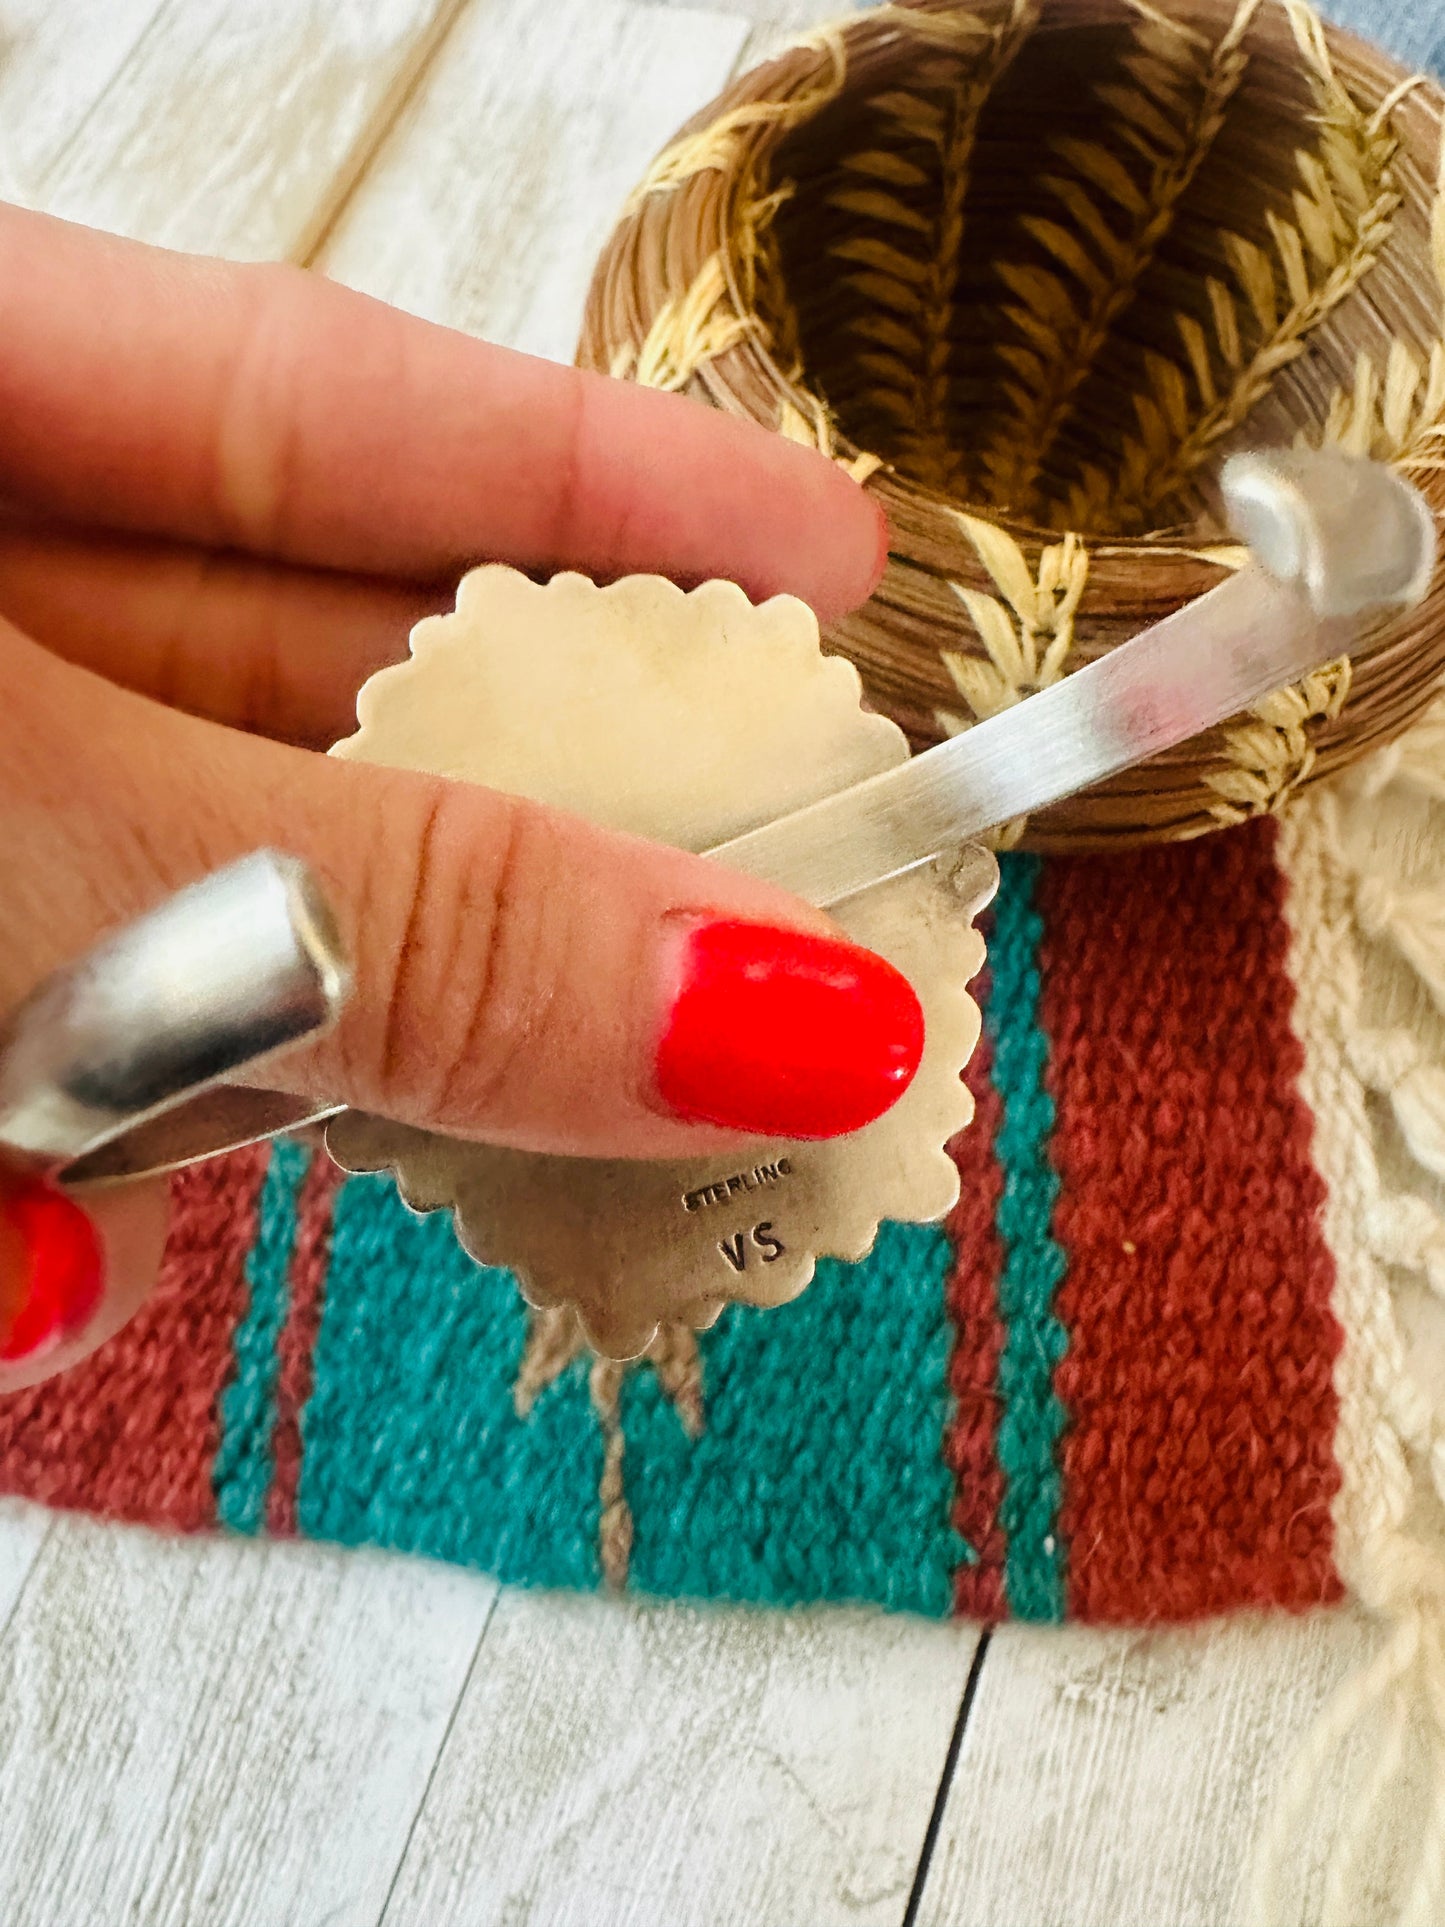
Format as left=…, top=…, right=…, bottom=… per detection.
left=0, top=1168, right=169, bottom=1394
left=3, top=621, right=924, bottom=1161
left=0, top=205, right=887, bottom=624
left=0, top=523, right=444, bottom=746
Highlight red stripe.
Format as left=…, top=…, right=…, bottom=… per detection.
left=1037, top=821, right=1343, bottom=1622
left=0, top=1147, right=269, bottom=1530
left=267, top=1150, right=344, bottom=1536
left=945, top=973, right=1008, bottom=1620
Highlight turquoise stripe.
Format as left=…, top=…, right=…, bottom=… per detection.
left=988, top=854, right=1069, bottom=1621
left=298, top=1172, right=605, bottom=1590
left=214, top=1138, right=309, bottom=1534
left=622, top=1220, right=969, bottom=1615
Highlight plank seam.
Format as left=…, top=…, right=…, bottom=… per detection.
left=901, top=1626, right=993, bottom=1927
left=375, top=1583, right=505, bottom=1927
left=296, top=0, right=477, bottom=268
left=30, top=0, right=170, bottom=198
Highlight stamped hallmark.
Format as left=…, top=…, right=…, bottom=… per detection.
left=681, top=1157, right=793, bottom=1214
left=717, top=1222, right=785, bottom=1272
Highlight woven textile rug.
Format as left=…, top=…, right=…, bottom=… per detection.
left=5, top=732, right=1441, bottom=1633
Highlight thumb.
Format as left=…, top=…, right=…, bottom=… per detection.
left=5, top=626, right=925, bottom=1161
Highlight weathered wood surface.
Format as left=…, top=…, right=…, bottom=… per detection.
left=380, top=1592, right=982, bottom=1927
left=0, top=1518, right=499, bottom=1927
left=318, top=0, right=749, bottom=360
left=17, top=0, right=470, bottom=259
left=918, top=1612, right=1393, bottom=1927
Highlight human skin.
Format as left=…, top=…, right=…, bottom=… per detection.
left=0, top=204, right=913, bottom=1389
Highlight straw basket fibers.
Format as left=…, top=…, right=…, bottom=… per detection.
left=580, top=0, right=1445, bottom=850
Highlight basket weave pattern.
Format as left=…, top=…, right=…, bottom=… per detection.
left=580, top=0, right=1445, bottom=850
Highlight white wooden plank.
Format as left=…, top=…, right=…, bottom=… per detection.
left=736, top=0, right=852, bottom=66
left=642, top=0, right=857, bottom=66
left=317, top=0, right=749, bottom=361
left=0, top=1515, right=498, bottom=1927
left=381, top=1589, right=980, bottom=1927
left=916, top=1610, right=1397, bottom=1927
left=0, top=0, right=162, bottom=198
left=0, top=1498, right=50, bottom=1633
left=30, top=0, right=467, bottom=261
left=644, top=0, right=839, bottom=23
left=747, top=9, right=847, bottom=66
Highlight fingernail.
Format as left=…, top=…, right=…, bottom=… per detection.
left=656, top=919, right=924, bottom=1139
left=0, top=1178, right=105, bottom=1363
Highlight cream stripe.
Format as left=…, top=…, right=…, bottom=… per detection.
left=1275, top=784, right=1415, bottom=1599
left=1257, top=754, right=1445, bottom=1925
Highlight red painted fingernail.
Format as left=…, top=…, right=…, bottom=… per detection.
left=656, top=919, right=924, bottom=1139
left=0, top=1179, right=104, bottom=1363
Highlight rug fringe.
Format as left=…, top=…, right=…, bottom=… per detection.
left=1269, top=689, right=1445, bottom=1923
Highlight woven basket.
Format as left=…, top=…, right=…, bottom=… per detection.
left=580, top=0, right=1445, bottom=851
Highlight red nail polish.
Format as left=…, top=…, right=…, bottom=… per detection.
left=0, top=1179, right=104, bottom=1363
left=656, top=919, right=924, bottom=1139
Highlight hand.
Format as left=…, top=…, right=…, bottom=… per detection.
left=0, top=204, right=918, bottom=1388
